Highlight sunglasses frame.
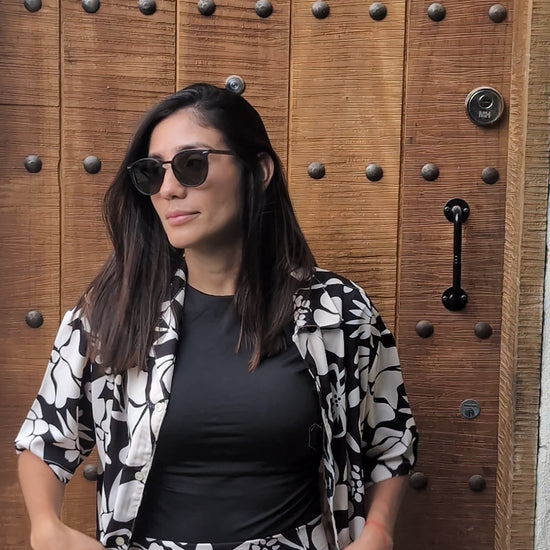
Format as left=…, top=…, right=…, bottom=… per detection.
left=127, top=148, right=235, bottom=196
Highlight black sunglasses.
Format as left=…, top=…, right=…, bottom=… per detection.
left=127, top=148, right=234, bottom=196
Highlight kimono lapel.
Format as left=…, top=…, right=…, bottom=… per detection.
left=124, top=269, right=187, bottom=467
left=291, top=269, right=344, bottom=547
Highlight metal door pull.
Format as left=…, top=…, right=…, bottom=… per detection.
left=442, top=198, right=470, bottom=311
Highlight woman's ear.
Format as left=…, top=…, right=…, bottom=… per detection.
left=257, top=152, right=275, bottom=190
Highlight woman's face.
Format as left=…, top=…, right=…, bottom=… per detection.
left=148, top=109, right=242, bottom=255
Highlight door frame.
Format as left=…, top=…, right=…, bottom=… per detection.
left=497, top=1, right=550, bottom=548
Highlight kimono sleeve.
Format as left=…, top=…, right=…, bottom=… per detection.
left=14, top=309, right=96, bottom=483
left=345, top=288, right=418, bottom=485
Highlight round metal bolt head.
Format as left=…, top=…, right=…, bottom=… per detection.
left=365, top=163, right=383, bottom=182
left=415, top=320, right=434, bottom=338
left=82, top=0, right=100, bottom=13
left=24, top=154, right=42, bottom=173
left=481, top=166, right=499, bottom=184
left=421, top=163, right=439, bottom=181
left=409, top=472, right=428, bottom=490
left=138, top=0, right=156, bottom=15
left=25, top=310, right=44, bottom=328
left=83, top=155, right=102, bottom=174
left=308, top=162, right=326, bottom=180
left=225, top=75, right=245, bottom=95
left=255, top=0, right=273, bottom=18
left=489, top=4, right=507, bottom=23
left=83, top=464, right=99, bottom=481
left=474, top=321, right=493, bottom=339
left=468, top=474, right=486, bottom=492
left=369, top=2, right=387, bottom=21
left=24, top=0, right=42, bottom=12
left=197, top=0, right=215, bottom=16
left=312, top=1, right=329, bottom=19
left=427, top=3, right=446, bottom=21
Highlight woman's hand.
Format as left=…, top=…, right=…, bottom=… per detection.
left=30, top=518, right=104, bottom=550
left=342, top=520, right=393, bottom=550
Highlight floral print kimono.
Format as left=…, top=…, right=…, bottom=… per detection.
left=15, top=268, right=418, bottom=550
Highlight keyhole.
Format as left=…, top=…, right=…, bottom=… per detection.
left=460, top=399, right=480, bottom=419
left=478, top=94, right=493, bottom=109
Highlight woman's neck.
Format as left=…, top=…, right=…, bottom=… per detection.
left=184, top=246, right=241, bottom=296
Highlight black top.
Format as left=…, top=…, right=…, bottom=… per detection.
left=134, top=286, right=322, bottom=543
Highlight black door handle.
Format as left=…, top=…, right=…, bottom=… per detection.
left=442, top=199, right=470, bottom=311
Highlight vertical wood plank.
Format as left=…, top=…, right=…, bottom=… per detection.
left=288, top=0, right=406, bottom=323
left=60, top=0, right=176, bottom=309
left=395, top=2, right=514, bottom=548
left=0, top=2, right=60, bottom=548
left=60, top=0, right=176, bottom=532
left=176, top=0, right=290, bottom=163
left=497, top=0, right=549, bottom=548
left=0, top=106, right=60, bottom=550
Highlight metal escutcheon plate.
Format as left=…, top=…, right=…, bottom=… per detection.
left=443, top=198, right=470, bottom=223
left=465, top=86, right=504, bottom=127
left=441, top=287, right=468, bottom=310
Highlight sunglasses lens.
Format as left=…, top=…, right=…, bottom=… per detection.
left=131, top=159, right=164, bottom=195
left=172, top=151, right=209, bottom=187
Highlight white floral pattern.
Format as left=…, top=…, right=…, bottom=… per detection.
left=15, top=268, right=417, bottom=550
left=129, top=514, right=327, bottom=550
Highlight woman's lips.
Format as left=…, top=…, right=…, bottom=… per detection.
left=165, top=211, right=199, bottom=226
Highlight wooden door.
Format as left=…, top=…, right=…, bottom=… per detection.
left=1, top=1, right=548, bottom=549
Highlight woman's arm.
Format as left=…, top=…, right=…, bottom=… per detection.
left=364, top=475, right=407, bottom=548
left=18, top=450, right=65, bottom=532
left=15, top=310, right=100, bottom=548
left=344, top=475, right=408, bottom=550
left=18, top=449, right=103, bottom=549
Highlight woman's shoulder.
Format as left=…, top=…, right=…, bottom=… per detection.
left=311, top=266, right=358, bottom=286
left=311, top=267, right=372, bottom=301
left=294, top=267, right=378, bottom=322
left=54, top=306, right=92, bottom=342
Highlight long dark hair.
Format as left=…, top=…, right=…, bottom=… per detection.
left=77, top=83, right=316, bottom=373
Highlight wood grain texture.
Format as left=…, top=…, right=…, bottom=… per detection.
left=288, top=0, right=406, bottom=324
left=0, top=1, right=59, bottom=107
left=60, top=0, right=176, bottom=311
left=60, top=106, right=147, bottom=309
left=496, top=0, right=549, bottom=548
left=59, top=0, right=176, bottom=530
left=176, top=0, right=290, bottom=164
left=394, top=1, right=514, bottom=548
left=62, top=0, right=175, bottom=111
left=0, top=104, right=60, bottom=550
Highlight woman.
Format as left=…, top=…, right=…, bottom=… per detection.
left=15, top=83, right=418, bottom=550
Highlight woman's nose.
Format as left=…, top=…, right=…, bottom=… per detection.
left=157, top=165, right=187, bottom=199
